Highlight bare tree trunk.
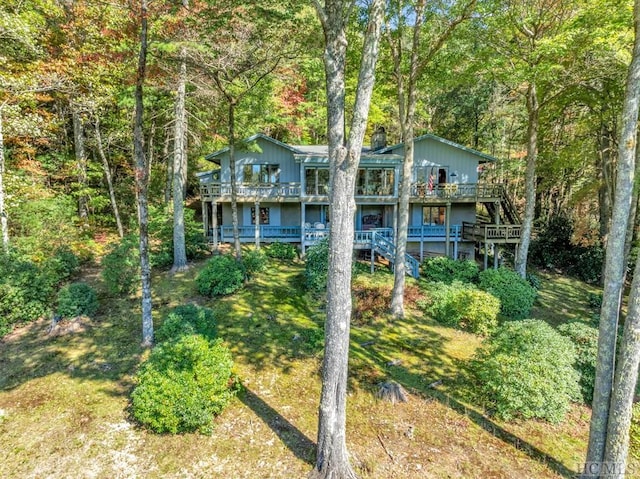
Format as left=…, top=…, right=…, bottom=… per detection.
left=72, top=108, right=90, bottom=225
left=172, top=41, right=188, bottom=272
left=587, top=1, right=640, bottom=473
left=254, top=200, right=260, bottom=250
left=515, top=82, right=538, bottom=278
left=134, top=0, right=153, bottom=348
left=310, top=1, right=384, bottom=478
left=390, top=0, right=426, bottom=318
left=228, top=101, right=242, bottom=260
left=164, top=129, right=172, bottom=204
left=0, top=107, right=8, bottom=252
left=94, top=117, right=124, bottom=238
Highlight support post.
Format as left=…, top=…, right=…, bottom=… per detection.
left=484, top=243, right=489, bottom=270
left=212, top=201, right=219, bottom=252
left=301, top=203, right=306, bottom=255
left=202, top=200, right=208, bottom=242
left=445, top=202, right=451, bottom=257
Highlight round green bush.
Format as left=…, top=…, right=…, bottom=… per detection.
left=469, top=319, right=580, bottom=423
left=101, top=236, right=139, bottom=295
left=422, top=257, right=479, bottom=284
left=0, top=252, right=55, bottom=336
left=242, top=248, right=268, bottom=277
left=56, top=282, right=99, bottom=318
left=305, top=239, right=329, bottom=292
left=196, top=255, right=245, bottom=297
left=266, top=241, right=297, bottom=260
left=43, top=246, right=80, bottom=284
left=557, top=321, right=598, bottom=404
left=156, top=304, right=217, bottom=343
left=426, top=281, right=500, bottom=336
left=131, top=335, right=237, bottom=434
left=478, top=267, right=537, bottom=320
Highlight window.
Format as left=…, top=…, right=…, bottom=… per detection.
left=423, top=206, right=446, bottom=225
left=416, top=166, right=448, bottom=185
left=305, top=167, right=330, bottom=195
left=356, top=168, right=395, bottom=195
left=243, top=164, right=280, bottom=184
left=251, top=206, right=270, bottom=225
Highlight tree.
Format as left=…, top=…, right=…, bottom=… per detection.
left=189, top=1, right=302, bottom=260
left=309, top=1, right=384, bottom=477
left=585, top=0, right=640, bottom=473
left=479, top=0, right=580, bottom=278
left=133, top=0, right=153, bottom=347
left=172, top=0, right=189, bottom=272
left=388, top=0, right=476, bottom=318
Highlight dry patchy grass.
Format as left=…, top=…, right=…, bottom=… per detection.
left=0, top=259, right=603, bottom=478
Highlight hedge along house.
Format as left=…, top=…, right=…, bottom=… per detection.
left=198, top=131, right=522, bottom=275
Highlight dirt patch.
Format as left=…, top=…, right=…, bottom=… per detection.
left=47, top=316, right=92, bottom=338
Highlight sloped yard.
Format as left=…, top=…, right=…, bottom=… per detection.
left=0, top=259, right=612, bottom=478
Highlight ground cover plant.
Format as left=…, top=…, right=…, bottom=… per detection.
left=478, top=266, right=537, bottom=319
left=424, top=281, right=500, bottom=336
left=0, top=259, right=625, bottom=478
left=468, top=319, right=580, bottom=423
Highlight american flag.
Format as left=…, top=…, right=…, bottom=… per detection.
left=427, top=174, right=434, bottom=192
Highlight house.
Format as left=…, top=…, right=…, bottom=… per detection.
left=197, top=130, right=521, bottom=275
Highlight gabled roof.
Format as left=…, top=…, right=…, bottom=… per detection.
left=379, top=132, right=497, bottom=163
left=204, top=133, right=301, bottom=162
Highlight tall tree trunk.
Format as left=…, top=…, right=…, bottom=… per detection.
left=134, top=0, right=153, bottom=348
left=310, top=1, right=384, bottom=478
left=390, top=0, right=426, bottom=318
left=228, top=101, right=242, bottom=260
left=172, top=40, right=188, bottom=272
left=0, top=107, right=8, bottom=252
left=587, top=0, right=640, bottom=473
left=515, top=82, right=538, bottom=278
left=94, top=117, right=124, bottom=238
left=599, top=122, right=614, bottom=244
left=72, top=108, right=90, bottom=225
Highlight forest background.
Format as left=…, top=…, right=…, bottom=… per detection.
left=0, top=0, right=632, bottom=270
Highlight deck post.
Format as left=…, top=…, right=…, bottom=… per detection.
left=445, top=202, right=451, bottom=257
left=212, top=201, right=219, bottom=251
left=301, top=204, right=306, bottom=255
left=202, top=200, right=208, bottom=243
left=420, top=225, right=424, bottom=261
left=484, top=243, right=489, bottom=270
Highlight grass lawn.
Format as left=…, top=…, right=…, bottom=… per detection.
left=0, top=257, right=617, bottom=478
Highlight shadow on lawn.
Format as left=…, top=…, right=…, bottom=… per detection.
left=0, top=300, right=143, bottom=395
left=211, top=261, right=326, bottom=372
left=352, top=320, right=577, bottom=479
left=240, top=387, right=316, bottom=465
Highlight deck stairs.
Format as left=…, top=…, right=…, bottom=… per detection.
left=370, top=231, right=420, bottom=278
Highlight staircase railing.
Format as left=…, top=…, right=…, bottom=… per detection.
left=371, top=231, right=420, bottom=278
left=498, top=185, right=521, bottom=224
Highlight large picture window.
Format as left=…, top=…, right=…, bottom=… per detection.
left=251, top=206, right=270, bottom=225
left=355, top=168, right=395, bottom=195
left=243, top=164, right=280, bottom=184
left=305, top=167, right=330, bottom=195
left=423, top=206, right=446, bottom=225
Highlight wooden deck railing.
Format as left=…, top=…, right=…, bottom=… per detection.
left=462, top=222, right=521, bottom=242
left=200, top=181, right=509, bottom=201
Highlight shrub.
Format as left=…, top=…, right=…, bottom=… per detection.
left=147, top=205, right=209, bottom=269
left=478, top=267, right=537, bottom=320
left=305, top=239, right=329, bottom=292
left=56, top=282, right=99, bottom=319
left=557, top=321, right=598, bottom=404
left=43, top=245, right=80, bottom=284
left=0, top=252, right=55, bottom=336
left=266, top=241, right=297, bottom=260
left=425, top=282, right=500, bottom=336
left=587, top=291, right=603, bottom=310
left=101, top=235, right=139, bottom=295
left=422, top=256, right=479, bottom=284
left=156, top=304, right=217, bottom=343
left=196, top=255, right=245, bottom=297
left=242, top=248, right=268, bottom=277
left=568, top=245, right=604, bottom=284
left=468, top=319, right=580, bottom=423
left=131, top=335, right=237, bottom=434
